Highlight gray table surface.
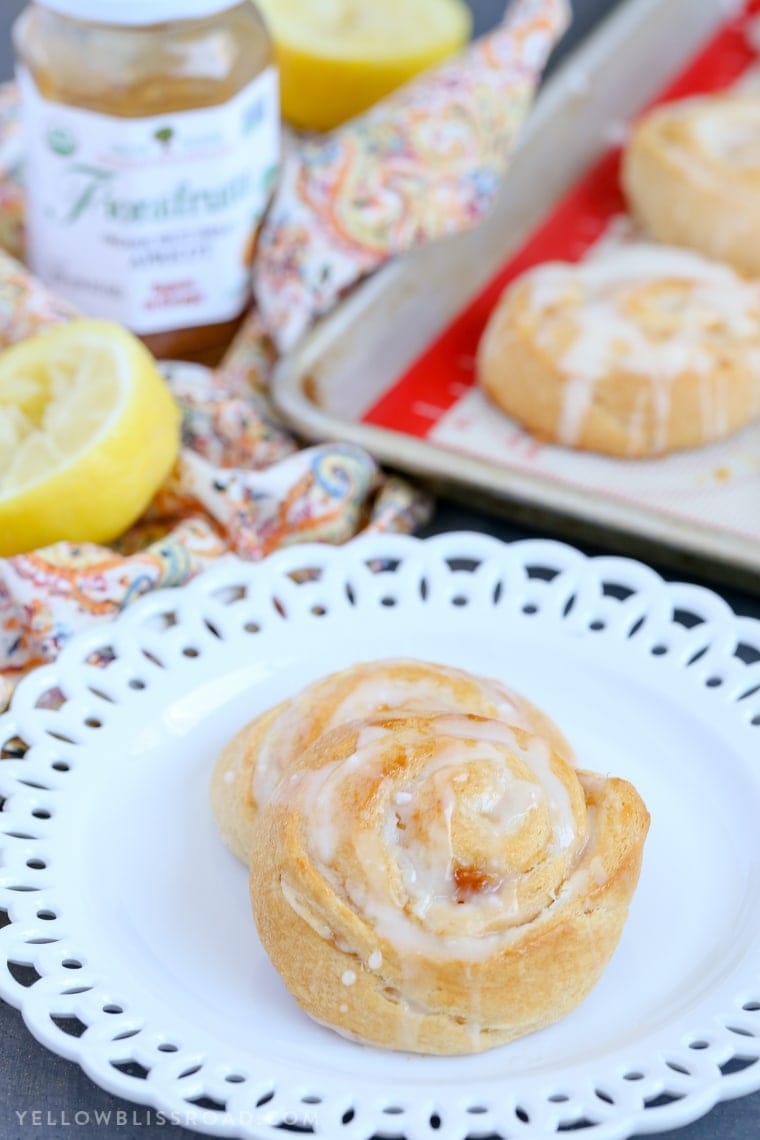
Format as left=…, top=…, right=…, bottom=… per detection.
left=1, top=1, right=758, bottom=1138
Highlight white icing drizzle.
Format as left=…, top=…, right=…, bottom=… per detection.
left=289, top=713, right=594, bottom=963
left=326, top=665, right=527, bottom=732
left=558, top=372, right=596, bottom=448
left=251, top=660, right=530, bottom=806
left=689, top=97, right=760, bottom=169
left=280, top=877, right=334, bottom=942
left=518, top=736, right=576, bottom=849
left=626, top=389, right=648, bottom=457
left=588, top=856, right=607, bottom=888
left=523, top=245, right=760, bottom=448
left=253, top=702, right=304, bottom=806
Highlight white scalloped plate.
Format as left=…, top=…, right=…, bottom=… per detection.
left=1, top=533, right=760, bottom=1140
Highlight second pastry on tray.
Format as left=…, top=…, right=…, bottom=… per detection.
left=622, top=93, right=760, bottom=278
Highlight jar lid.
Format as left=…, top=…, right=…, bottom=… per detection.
left=33, top=0, right=238, bottom=25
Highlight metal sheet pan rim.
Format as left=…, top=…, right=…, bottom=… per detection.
left=271, top=0, right=758, bottom=581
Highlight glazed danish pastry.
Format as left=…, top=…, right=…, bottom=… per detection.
left=249, top=710, right=649, bottom=1054
left=211, top=658, right=569, bottom=863
left=477, top=245, right=760, bottom=456
left=622, top=94, right=760, bottom=278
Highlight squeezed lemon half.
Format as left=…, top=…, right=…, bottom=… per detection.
left=257, top=0, right=472, bottom=131
left=0, top=320, right=181, bottom=556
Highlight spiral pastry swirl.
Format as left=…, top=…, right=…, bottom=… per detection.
left=478, top=244, right=760, bottom=457
left=623, top=94, right=760, bottom=279
left=211, top=658, right=566, bottom=863
left=249, top=708, right=649, bottom=1054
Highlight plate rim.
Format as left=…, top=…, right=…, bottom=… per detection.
left=1, top=531, right=759, bottom=1140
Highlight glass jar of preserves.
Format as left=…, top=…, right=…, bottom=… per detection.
left=14, top=0, right=280, bottom=359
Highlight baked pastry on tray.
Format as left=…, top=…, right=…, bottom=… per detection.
left=622, top=94, right=760, bottom=278
left=212, top=660, right=650, bottom=1055
left=477, top=245, right=760, bottom=457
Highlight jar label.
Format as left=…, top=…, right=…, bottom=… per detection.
left=18, top=66, right=280, bottom=335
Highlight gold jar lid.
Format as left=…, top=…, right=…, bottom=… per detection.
left=31, top=0, right=240, bottom=25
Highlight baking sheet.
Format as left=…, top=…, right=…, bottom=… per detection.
left=273, top=0, right=760, bottom=587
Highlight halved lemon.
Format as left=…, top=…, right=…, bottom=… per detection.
left=0, top=320, right=181, bottom=556
left=257, top=0, right=472, bottom=132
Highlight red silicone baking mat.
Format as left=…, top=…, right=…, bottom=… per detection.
left=362, top=0, right=760, bottom=507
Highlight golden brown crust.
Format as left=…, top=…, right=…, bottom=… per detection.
left=248, top=712, right=650, bottom=1054
left=210, top=658, right=572, bottom=863
left=209, top=701, right=287, bottom=862
left=477, top=246, right=760, bottom=457
left=623, top=94, right=760, bottom=278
